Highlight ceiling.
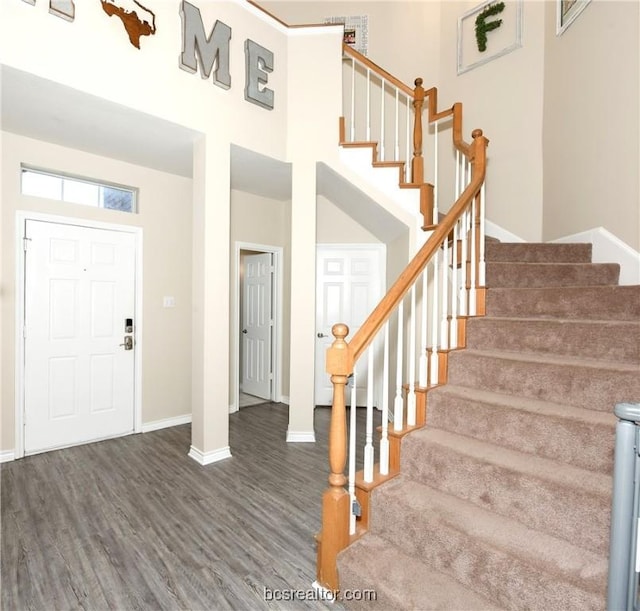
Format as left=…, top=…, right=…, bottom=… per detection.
left=1, top=65, right=406, bottom=241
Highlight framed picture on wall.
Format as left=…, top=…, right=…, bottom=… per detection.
left=457, top=0, right=523, bottom=75
left=556, top=0, right=591, bottom=35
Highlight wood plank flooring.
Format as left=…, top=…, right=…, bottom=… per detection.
left=1, top=403, right=365, bottom=611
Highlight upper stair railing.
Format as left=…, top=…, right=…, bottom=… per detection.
left=316, top=44, right=489, bottom=592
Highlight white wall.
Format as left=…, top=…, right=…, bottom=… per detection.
left=0, top=132, right=192, bottom=451
left=543, top=0, right=639, bottom=251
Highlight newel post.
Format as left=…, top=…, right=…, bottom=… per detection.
left=411, top=77, right=426, bottom=184
left=471, top=128, right=489, bottom=312
left=316, top=323, right=352, bottom=592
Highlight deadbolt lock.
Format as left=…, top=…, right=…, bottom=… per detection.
left=120, top=336, right=134, bottom=350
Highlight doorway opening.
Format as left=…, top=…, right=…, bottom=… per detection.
left=232, top=242, right=283, bottom=413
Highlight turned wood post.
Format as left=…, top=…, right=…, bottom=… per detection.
left=411, top=77, right=426, bottom=185
left=470, top=128, right=489, bottom=295
left=317, top=323, right=352, bottom=592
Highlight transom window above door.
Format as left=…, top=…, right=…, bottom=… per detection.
left=21, top=166, right=137, bottom=213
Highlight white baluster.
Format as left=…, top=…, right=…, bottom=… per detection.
left=364, top=347, right=374, bottom=483
left=440, top=239, right=449, bottom=351
left=460, top=212, right=468, bottom=317
left=348, top=365, right=357, bottom=535
left=394, top=89, right=400, bottom=162
left=407, top=285, right=416, bottom=426
left=469, top=190, right=477, bottom=316
left=418, top=267, right=428, bottom=388
left=350, top=58, right=356, bottom=142
left=380, top=322, right=390, bottom=476
left=393, top=302, right=404, bottom=431
left=405, top=94, right=411, bottom=183
left=430, top=251, right=439, bottom=385
left=433, top=120, right=439, bottom=221
left=366, top=68, right=371, bottom=142
left=450, top=218, right=459, bottom=349
left=455, top=149, right=461, bottom=199
left=380, top=78, right=386, bottom=160
left=479, top=182, right=486, bottom=287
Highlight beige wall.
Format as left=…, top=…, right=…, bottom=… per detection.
left=543, top=0, right=640, bottom=250
left=437, top=0, right=546, bottom=241
left=316, top=195, right=379, bottom=243
left=261, top=1, right=441, bottom=87
left=229, top=189, right=291, bottom=407
left=1, top=132, right=192, bottom=451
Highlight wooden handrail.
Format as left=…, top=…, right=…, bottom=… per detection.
left=342, top=43, right=414, bottom=97
left=349, top=128, right=488, bottom=363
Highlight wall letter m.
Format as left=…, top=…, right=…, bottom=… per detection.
left=180, top=1, right=231, bottom=89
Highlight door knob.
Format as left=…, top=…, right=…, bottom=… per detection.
left=119, top=336, right=134, bottom=350
left=242, top=329, right=248, bottom=334
left=317, top=332, right=327, bottom=338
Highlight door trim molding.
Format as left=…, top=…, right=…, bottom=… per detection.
left=231, top=241, right=283, bottom=413
left=14, top=211, right=143, bottom=459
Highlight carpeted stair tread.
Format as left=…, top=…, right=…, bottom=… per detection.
left=447, top=348, right=640, bottom=411
left=486, top=284, right=640, bottom=320
left=465, top=316, right=640, bottom=363
left=337, top=533, right=504, bottom=611
left=369, top=477, right=607, bottom=609
left=485, top=242, right=592, bottom=263
left=426, top=384, right=615, bottom=473
left=486, top=261, right=619, bottom=287
left=401, top=428, right=611, bottom=553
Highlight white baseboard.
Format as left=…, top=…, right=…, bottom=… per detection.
left=188, top=445, right=232, bottom=466
left=142, top=414, right=192, bottom=433
left=280, top=395, right=290, bottom=405
left=229, top=403, right=239, bottom=414
left=552, top=227, right=640, bottom=286
left=286, top=429, right=316, bottom=443
left=0, top=450, right=15, bottom=463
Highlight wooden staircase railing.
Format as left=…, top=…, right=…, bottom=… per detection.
left=316, top=45, right=489, bottom=593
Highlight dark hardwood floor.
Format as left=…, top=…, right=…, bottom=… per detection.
left=1, top=404, right=360, bottom=611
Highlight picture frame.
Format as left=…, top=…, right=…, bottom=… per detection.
left=556, top=0, right=591, bottom=36
left=457, top=0, right=523, bottom=75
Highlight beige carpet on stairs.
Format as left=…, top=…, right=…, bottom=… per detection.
left=337, top=241, right=640, bottom=610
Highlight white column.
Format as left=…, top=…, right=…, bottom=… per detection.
left=287, top=160, right=317, bottom=442
left=190, top=135, right=232, bottom=465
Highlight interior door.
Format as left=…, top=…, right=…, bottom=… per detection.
left=23, top=219, right=137, bottom=454
left=241, top=252, right=273, bottom=400
left=315, top=246, right=384, bottom=406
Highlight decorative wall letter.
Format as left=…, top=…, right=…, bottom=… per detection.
left=22, top=0, right=75, bottom=21
left=474, top=2, right=505, bottom=52
left=180, top=1, right=232, bottom=90
left=244, top=39, right=274, bottom=111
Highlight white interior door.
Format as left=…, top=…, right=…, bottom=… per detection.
left=315, top=245, right=384, bottom=406
left=23, top=220, right=137, bottom=454
left=242, top=252, right=273, bottom=400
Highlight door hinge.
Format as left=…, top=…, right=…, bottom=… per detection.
left=23, top=237, right=32, bottom=251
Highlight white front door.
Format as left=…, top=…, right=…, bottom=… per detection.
left=23, top=220, right=137, bottom=454
left=241, top=252, right=273, bottom=400
left=315, top=245, right=385, bottom=406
